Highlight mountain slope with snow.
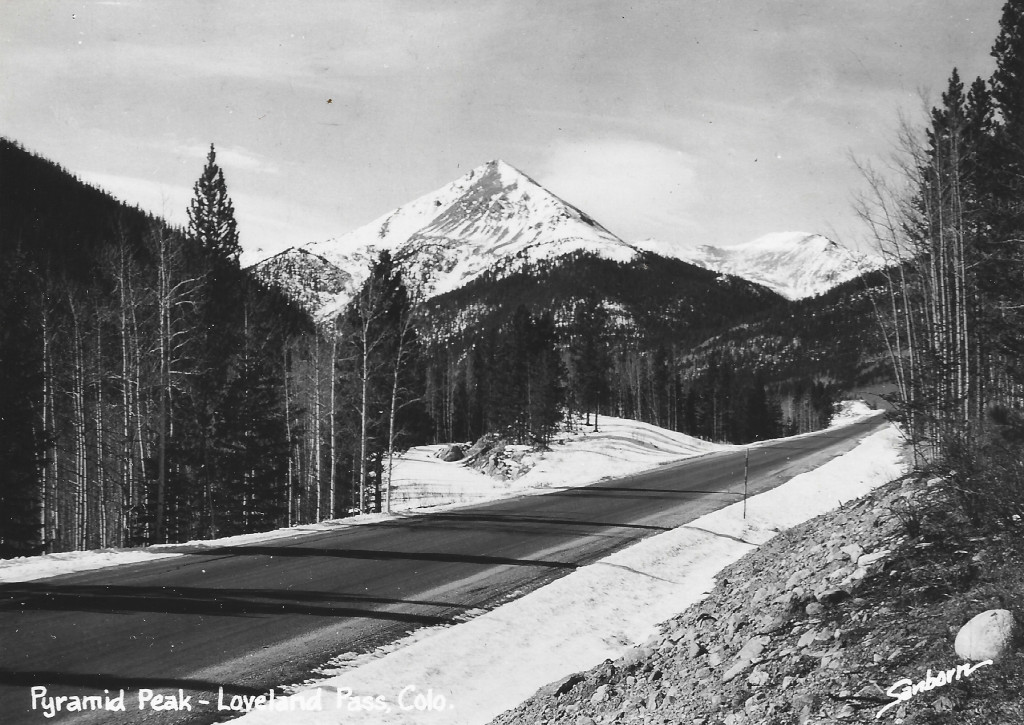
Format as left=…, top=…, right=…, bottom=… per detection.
left=257, top=160, right=643, bottom=317
left=634, top=232, right=879, bottom=300
left=250, top=247, right=354, bottom=314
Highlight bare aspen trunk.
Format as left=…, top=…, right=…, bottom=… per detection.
left=313, top=332, right=322, bottom=520
left=328, top=322, right=338, bottom=519
left=119, top=253, right=132, bottom=546
left=68, top=296, right=87, bottom=550
left=385, top=359, right=401, bottom=515
left=359, top=330, right=369, bottom=514
left=385, top=312, right=417, bottom=513
left=40, top=294, right=55, bottom=552
left=284, top=346, right=293, bottom=526
left=94, top=319, right=107, bottom=548
left=155, top=231, right=173, bottom=545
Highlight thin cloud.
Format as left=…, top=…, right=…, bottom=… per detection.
left=537, top=138, right=703, bottom=242
left=175, top=143, right=280, bottom=174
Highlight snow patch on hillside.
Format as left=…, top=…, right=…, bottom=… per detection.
left=227, top=424, right=906, bottom=725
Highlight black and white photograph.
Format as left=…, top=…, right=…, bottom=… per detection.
left=1, top=1, right=1022, bottom=723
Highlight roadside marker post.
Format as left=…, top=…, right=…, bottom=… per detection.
left=743, top=448, right=749, bottom=519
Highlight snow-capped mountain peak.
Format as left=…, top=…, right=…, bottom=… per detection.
left=280, top=159, right=639, bottom=314
left=633, top=232, right=878, bottom=300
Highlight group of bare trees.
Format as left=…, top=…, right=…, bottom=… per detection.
left=341, top=250, right=425, bottom=514
left=860, top=1, right=1024, bottom=519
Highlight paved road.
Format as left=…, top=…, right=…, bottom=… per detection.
left=0, top=416, right=888, bottom=725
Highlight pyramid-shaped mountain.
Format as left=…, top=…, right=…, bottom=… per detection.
left=253, top=160, right=643, bottom=316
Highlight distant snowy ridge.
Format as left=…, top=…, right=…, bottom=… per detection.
left=252, top=160, right=641, bottom=317
left=633, top=232, right=880, bottom=300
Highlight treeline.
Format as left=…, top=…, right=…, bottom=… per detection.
left=423, top=326, right=831, bottom=448
left=861, top=1, right=1024, bottom=522
left=425, top=306, right=564, bottom=447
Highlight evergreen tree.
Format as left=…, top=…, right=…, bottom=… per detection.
left=187, top=144, right=241, bottom=265
left=739, top=373, right=778, bottom=443
left=525, top=311, right=564, bottom=445
left=0, top=256, right=45, bottom=556
left=488, top=306, right=532, bottom=440
left=568, top=293, right=610, bottom=430
left=991, top=0, right=1024, bottom=135
left=183, top=143, right=247, bottom=540
left=988, top=1, right=1024, bottom=388
left=216, top=285, right=293, bottom=535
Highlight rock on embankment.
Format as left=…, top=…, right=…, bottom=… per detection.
left=492, top=473, right=1022, bottom=724
left=954, top=609, right=1018, bottom=663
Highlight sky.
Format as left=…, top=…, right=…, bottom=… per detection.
left=0, top=1, right=1006, bottom=262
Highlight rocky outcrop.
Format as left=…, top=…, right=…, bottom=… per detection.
left=461, top=434, right=533, bottom=480
left=436, top=443, right=465, bottom=462
left=461, top=435, right=508, bottom=477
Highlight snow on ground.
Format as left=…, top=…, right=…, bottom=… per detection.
left=0, top=417, right=720, bottom=584
left=0, top=548, right=182, bottom=583
left=829, top=399, right=878, bottom=427
left=515, top=416, right=728, bottom=489
left=227, top=423, right=907, bottom=725
left=383, top=415, right=726, bottom=509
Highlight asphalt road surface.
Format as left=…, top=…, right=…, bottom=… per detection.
left=0, top=415, right=889, bottom=725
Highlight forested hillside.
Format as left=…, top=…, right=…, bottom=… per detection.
left=420, top=252, right=884, bottom=445
left=0, top=141, right=428, bottom=556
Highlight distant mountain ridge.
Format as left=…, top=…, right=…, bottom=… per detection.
left=633, top=232, right=879, bottom=300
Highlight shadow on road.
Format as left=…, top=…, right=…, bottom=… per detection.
left=538, top=487, right=742, bottom=501
left=422, top=512, right=672, bottom=532
left=171, top=545, right=578, bottom=570
left=0, top=584, right=462, bottom=623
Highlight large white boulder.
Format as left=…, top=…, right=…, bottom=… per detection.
left=954, top=609, right=1017, bottom=662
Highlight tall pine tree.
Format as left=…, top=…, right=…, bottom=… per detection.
left=0, top=255, right=45, bottom=556
left=187, top=144, right=241, bottom=265
left=182, top=143, right=246, bottom=541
